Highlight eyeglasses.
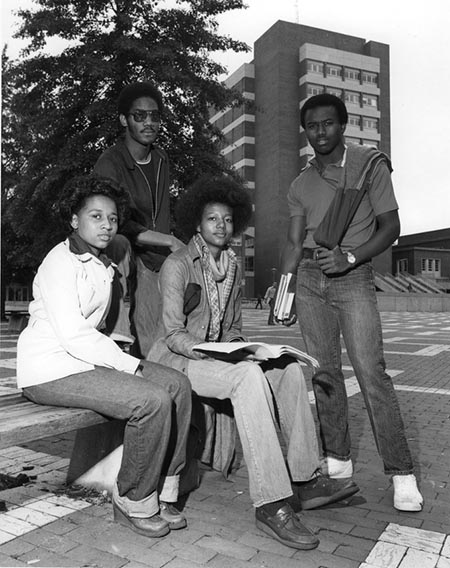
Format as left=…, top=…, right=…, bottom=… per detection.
left=128, top=110, right=161, bottom=123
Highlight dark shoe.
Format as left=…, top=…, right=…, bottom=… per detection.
left=296, top=474, right=359, bottom=510
left=255, top=503, right=319, bottom=550
left=113, top=501, right=169, bottom=538
left=160, top=501, right=187, bottom=530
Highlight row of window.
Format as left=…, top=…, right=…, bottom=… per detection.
left=307, top=84, right=378, bottom=109
left=421, top=258, right=441, bottom=273
left=348, top=114, right=379, bottom=131
left=345, top=137, right=379, bottom=148
left=307, top=60, right=378, bottom=85
left=397, top=258, right=441, bottom=274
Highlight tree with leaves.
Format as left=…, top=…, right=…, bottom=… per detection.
left=1, top=0, right=249, bottom=300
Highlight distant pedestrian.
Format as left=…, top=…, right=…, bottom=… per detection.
left=264, top=283, right=277, bottom=325
left=254, top=295, right=263, bottom=309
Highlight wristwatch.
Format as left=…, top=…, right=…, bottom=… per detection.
left=345, top=251, right=357, bottom=265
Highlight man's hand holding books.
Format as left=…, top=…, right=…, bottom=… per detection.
left=274, top=273, right=297, bottom=326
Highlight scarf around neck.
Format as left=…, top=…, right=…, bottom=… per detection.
left=68, top=232, right=113, bottom=268
left=193, top=233, right=237, bottom=341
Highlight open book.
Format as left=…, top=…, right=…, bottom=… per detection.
left=193, top=342, right=319, bottom=369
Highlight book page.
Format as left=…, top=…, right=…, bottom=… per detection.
left=193, top=342, right=318, bottom=368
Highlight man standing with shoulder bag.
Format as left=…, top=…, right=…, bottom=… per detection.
left=278, top=93, right=423, bottom=512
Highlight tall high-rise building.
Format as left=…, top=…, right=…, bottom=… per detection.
left=210, top=20, right=392, bottom=297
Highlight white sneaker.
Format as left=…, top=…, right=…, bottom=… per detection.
left=324, top=457, right=354, bottom=479
left=392, top=474, right=423, bottom=512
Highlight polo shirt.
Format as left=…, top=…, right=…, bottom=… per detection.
left=287, top=151, right=398, bottom=251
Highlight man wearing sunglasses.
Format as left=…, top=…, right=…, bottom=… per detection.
left=94, top=82, right=184, bottom=358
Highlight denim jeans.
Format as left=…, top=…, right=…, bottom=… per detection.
left=131, top=257, right=161, bottom=359
left=296, top=259, right=413, bottom=475
left=23, top=360, right=192, bottom=502
left=105, top=236, right=161, bottom=358
left=187, top=356, right=320, bottom=507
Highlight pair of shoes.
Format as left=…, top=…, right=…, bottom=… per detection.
left=323, top=457, right=354, bottom=479
left=113, top=501, right=169, bottom=537
left=296, top=473, right=360, bottom=510
left=392, top=474, right=423, bottom=512
left=255, top=503, right=319, bottom=550
left=160, top=501, right=187, bottom=529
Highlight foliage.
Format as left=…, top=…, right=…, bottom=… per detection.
left=1, top=0, right=249, bottom=281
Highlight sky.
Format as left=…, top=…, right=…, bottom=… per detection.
left=2, top=0, right=449, bottom=236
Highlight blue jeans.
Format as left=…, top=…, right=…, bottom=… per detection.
left=296, top=260, right=413, bottom=475
left=187, top=356, right=320, bottom=507
left=23, top=360, right=192, bottom=502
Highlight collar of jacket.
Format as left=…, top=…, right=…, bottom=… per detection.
left=116, top=138, right=167, bottom=171
left=65, top=236, right=115, bottom=268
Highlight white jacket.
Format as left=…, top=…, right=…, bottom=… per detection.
left=17, top=239, right=140, bottom=388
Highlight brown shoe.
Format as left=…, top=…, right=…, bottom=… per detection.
left=296, top=474, right=359, bottom=510
left=160, top=501, right=187, bottom=529
left=255, top=503, right=319, bottom=550
left=113, top=501, right=169, bottom=537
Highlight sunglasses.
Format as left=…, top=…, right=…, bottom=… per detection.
left=128, top=110, right=161, bottom=123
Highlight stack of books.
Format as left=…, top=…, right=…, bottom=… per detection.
left=273, top=273, right=295, bottom=320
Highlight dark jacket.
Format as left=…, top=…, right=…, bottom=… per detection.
left=94, top=139, right=171, bottom=271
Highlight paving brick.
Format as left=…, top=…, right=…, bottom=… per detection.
left=0, top=552, right=24, bottom=567
left=237, top=530, right=300, bottom=557
left=21, top=527, right=78, bottom=554
left=201, top=553, right=257, bottom=568
left=18, top=545, right=82, bottom=567
left=0, top=535, right=36, bottom=556
left=66, top=543, right=128, bottom=567
left=195, top=535, right=256, bottom=561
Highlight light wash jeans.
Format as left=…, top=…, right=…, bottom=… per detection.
left=23, top=360, right=192, bottom=503
left=296, top=259, right=414, bottom=475
left=187, top=356, right=320, bottom=507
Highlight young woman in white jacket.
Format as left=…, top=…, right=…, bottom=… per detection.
left=17, top=174, right=191, bottom=538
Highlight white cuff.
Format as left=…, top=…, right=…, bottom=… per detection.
left=113, top=481, right=159, bottom=518
left=159, top=475, right=179, bottom=503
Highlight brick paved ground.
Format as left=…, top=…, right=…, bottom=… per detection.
left=0, top=309, right=449, bottom=567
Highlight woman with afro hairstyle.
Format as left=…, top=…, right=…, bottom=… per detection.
left=148, top=175, right=358, bottom=550
left=17, top=174, right=192, bottom=539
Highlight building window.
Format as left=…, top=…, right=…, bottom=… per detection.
left=344, top=68, right=360, bottom=81
left=345, top=91, right=360, bottom=106
left=326, top=87, right=342, bottom=98
left=421, top=258, right=441, bottom=275
left=345, top=136, right=361, bottom=145
left=326, top=64, right=341, bottom=78
left=307, top=60, right=324, bottom=74
left=362, top=71, right=378, bottom=85
left=397, top=259, right=408, bottom=273
left=245, top=256, right=254, bottom=272
left=348, top=114, right=361, bottom=128
left=307, top=84, right=325, bottom=97
left=363, top=117, right=378, bottom=131
left=362, top=93, right=378, bottom=109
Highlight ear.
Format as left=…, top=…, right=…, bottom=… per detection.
left=341, top=123, right=347, bottom=135
left=119, top=113, right=128, bottom=128
left=70, top=214, right=79, bottom=231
